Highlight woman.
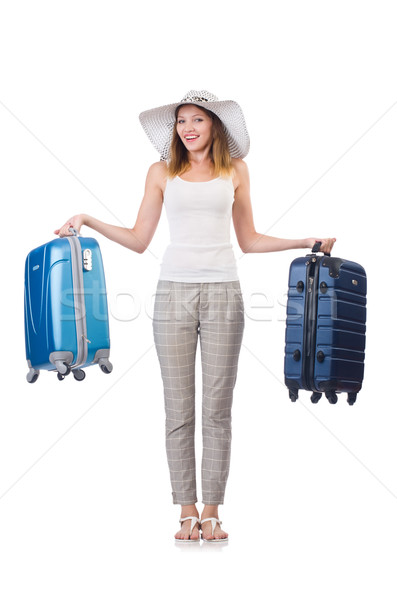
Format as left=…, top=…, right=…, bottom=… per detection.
left=55, top=90, right=336, bottom=543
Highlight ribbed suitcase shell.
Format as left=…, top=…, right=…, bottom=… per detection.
left=24, top=234, right=112, bottom=382
left=284, top=252, right=367, bottom=404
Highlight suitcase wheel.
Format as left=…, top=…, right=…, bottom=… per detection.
left=99, top=358, right=113, bottom=375
left=73, top=369, right=86, bottom=381
left=347, top=393, right=357, bottom=406
left=288, top=388, right=299, bottom=402
left=56, top=362, right=71, bottom=381
left=310, top=392, right=322, bottom=404
left=325, top=391, right=338, bottom=404
left=55, top=361, right=71, bottom=376
left=26, top=367, right=40, bottom=384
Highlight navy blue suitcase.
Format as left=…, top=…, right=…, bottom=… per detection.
left=284, top=243, right=367, bottom=405
left=24, top=228, right=113, bottom=382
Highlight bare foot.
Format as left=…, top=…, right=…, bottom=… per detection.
left=175, top=516, right=200, bottom=541
left=200, top=516, right=228, bottom=541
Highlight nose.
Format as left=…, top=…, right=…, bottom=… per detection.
left=183, top=121, right=195, bottom=132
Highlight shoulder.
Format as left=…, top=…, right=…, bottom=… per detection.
left=231, top=158, right=249, bottom=191
left=146, top=161, right=169, bottom=194
left=147, top=160, right=168, bottom=179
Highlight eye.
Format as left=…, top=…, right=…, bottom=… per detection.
left=195, top=118, right=203, bottom=122
left=177, top=119, right=185, bottom=124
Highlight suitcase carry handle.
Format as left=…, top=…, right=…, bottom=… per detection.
left=311, top=241, right=330, bottom=256
left=68, top=227, right=80, bottom=237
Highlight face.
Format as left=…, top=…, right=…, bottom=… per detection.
left=175, top=104, right=213, bottom=152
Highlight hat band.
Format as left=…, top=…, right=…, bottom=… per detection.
left=181, top=95, right=211, bottom=103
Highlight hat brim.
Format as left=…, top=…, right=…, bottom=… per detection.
left=139, top=99, right=250, bottom=160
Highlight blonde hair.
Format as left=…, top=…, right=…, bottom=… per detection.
left=166, top=105, right=235, bottom=179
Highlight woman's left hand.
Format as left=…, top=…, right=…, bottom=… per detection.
left=305, top=237, right=337, bottom=254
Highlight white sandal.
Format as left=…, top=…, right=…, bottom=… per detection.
left=175, top=516, right=201, bottom=543
left=200, top=517, right=228, bottom=542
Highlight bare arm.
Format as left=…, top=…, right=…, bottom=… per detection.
left=232, top=159, right=336, bottom=254
left=54, top=162, right=166, bottom=254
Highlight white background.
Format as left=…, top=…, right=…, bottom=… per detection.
left=1, top=0, right=396, bottom=597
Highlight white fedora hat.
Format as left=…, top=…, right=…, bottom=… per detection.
left=139, top=89, right=250, bottom=161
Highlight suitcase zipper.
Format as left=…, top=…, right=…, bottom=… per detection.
left=67, top=235, right=88, bottom=369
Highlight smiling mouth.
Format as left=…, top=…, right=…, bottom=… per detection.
left=185, top=135, right=199, bottom=142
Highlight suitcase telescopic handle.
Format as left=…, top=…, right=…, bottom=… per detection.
left=311, top=241, right=330, bottom=256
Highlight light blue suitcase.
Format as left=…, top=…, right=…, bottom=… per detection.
left=24, top=228, right=113, bottom=382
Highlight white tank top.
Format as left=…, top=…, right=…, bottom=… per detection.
left=158, top=175, right=239, bottom=282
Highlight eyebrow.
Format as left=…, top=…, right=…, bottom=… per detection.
left=177, top=113, right=205, bottom=119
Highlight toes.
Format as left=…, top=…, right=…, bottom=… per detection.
left=202, top=528, right=215, bottom=540
left=217, top=530, right=228, bottom=539
left=175, top=529, right=187, bottom=540
left=189, top=527, right=200, bottom=540
left=201, top=524, right=228, bottom=540
left=190, top=527, right=199, bottom=540
left=175, top=522, right=200, bottom=540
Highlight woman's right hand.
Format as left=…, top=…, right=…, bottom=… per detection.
left=54, top=214, right=87, bottom=237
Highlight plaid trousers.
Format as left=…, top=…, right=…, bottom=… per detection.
left=152, top=279, right=245, bottom=505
